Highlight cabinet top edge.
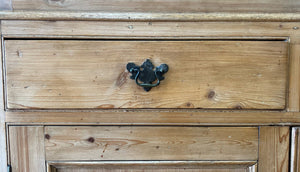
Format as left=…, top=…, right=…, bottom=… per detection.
left=1, top=11, right=300, bottom=22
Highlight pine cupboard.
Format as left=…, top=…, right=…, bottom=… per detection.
left=1, top=0, right=300, bottom=171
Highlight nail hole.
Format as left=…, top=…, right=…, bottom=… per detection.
left=45, top=134, right=50, bottom=140
left=87, top=137, right=95, bottom=143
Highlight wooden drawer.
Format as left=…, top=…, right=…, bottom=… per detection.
left=44, top=126, right=258, bottom=161
left=8, top=125, right=292, bottom=172
left=9, top=126, right=259, bottom=171
left=5, top=39, right=288, bottom=109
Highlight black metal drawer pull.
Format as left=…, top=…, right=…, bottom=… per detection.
left=127, top=59, right=169, bottom=91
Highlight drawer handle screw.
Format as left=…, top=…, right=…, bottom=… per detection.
left=127, top=59, right=168, bottom=91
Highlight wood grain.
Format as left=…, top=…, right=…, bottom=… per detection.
left=47, top=161, right=257, bottom=172
left=8, top=0, right=300, bottom=13
left=6, top=111, right=300, bottom=125
left=53, top=169, right=248, bottom=172
left=291, top=127, right=300, bottom=172
left=9, top=126, right=45, bottom=172
left=1, top=12, right=300, bottom=21
left=5, top=40, right=288, bottom=109
left=289, top=37, right=300, bottom=111
left=0, top=23, right=7, bottom=172
left=258, top=126, right=289, bottom=172
left=45, top=126, right=258, bottom=161
left=2, top=21, right=300, bottom=37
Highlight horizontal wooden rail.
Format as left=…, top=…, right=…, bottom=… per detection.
left=5, top=111, right=300, bottom=125
left=1, top=11, right=300, bottom=21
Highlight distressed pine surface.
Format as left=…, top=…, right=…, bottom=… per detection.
left=3, top=21, right=300, bottom=111
left=290, top=37, right=300, bottom=111
left=2, top=21, right=300, bottom=112
left=54, top=169, right=248, bottom=172
left=291, top=128, right=300, bottom=172
left=0, top=22, right=7, bottom=172
left=7, top=0, right=300, bottom=13
left=258, top=126, right=290, bottom=172
left=1, top=21, right=300, bottom=37
left=44, top=126, right=258, bottom=161
left=5, top=111, right=300, bottom=125
left=2, top=12, right=300, bottom=22
left=47, top=161, right=257, bottom=172
left=5, top=40, right=287, bottom=109
left=3, top=20, right=300, bottom=111
left=9, top=126, right=45, bottom=172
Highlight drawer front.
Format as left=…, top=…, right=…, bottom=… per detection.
left=44, top=126, right=258, bottom=161
left=5, top=40, right=287, bottom=109
left=9, top=126, right=258, bottom=172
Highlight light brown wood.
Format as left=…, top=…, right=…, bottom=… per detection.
left=0, top=23, right=7, bottom=172
left=52, top=169, right=248, bottom=172
left=291, top=127, right=300, bottom=172
left=288, top=37, right=300, bottom=111
left=289, top=37, right=300, bottom=112
left=8, top=0, right=300, bottom=13
left=45, top=126, right=258, bottom=161
left=0, top=110, right=6, bottom=170
left=258, top=126, right=289, bottom=172
left=2, top=12, right=300, bottom=21
left=2, top=21, right=300, bottom=37
left=5, top=40, right=288, bottom=109
left=9, top=126, right=45, bottom=172
left=47, top=161, right=257, bottom=172
left=3, top=21, right=300, bottom=111
left=1, top=7, right=299, bottom=172
left=6, top=111, right=300, bottom=125
left=47, top=161, right=257, bottom=169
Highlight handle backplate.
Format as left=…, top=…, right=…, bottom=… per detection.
left=127, top=59, right=169, bottom=91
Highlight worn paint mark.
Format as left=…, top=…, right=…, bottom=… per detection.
left=103, top=143, right=108, bottom=153
left=16, top=50, right=23, bottom=58
left=46, top=0, right=65, bottom=6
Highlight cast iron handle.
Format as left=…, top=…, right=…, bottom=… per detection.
left=127, top=59, right=169, bottom=92
left=130, top=68, right=161, bottom=88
